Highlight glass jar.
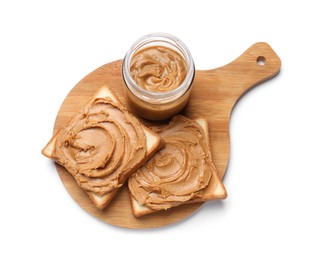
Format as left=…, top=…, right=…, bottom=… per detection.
left=122, top=33, right=195, bottom=121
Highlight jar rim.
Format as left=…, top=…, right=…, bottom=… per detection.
left=122, top=32, right=195, bottom=102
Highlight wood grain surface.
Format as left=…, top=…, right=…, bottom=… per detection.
left=53, top=42, right=281, bottom=229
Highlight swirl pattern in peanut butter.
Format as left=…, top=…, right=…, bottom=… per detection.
left=128, top=115, right=214, bottom=210
left=130, top=46, right=187, bottom=92
left=53, top=97, right=147, bottom=196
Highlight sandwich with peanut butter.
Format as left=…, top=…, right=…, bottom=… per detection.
left=42, top=85, right=163, bottom=210
left=128, top=115, right=227, bottom=217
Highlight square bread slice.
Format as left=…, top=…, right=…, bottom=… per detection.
left=128, top=115, right=227, bottom=217
left=42, top=85, right=163, bottom=210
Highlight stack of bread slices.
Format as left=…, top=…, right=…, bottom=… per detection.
left=42, top=85, right=227, bottom=217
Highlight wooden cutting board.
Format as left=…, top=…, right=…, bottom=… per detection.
left=53, top=42, right=281, bottom=229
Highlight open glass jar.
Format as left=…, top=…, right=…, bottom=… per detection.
left=122, top=33, right=195, bottom=121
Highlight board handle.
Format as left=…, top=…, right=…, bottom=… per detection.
left=216, top=42, right=281, bottom=103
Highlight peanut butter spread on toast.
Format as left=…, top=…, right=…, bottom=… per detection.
left=52, top=97, right=147, bottom=196
left=128, top=115, right=214, bottom=210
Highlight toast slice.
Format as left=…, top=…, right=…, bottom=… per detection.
left=42, top=85, right=163, bottom=210
left=128, top=115, right=227, bottom=217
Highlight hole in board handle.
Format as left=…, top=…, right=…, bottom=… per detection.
left=257, top=56, right=266, bottom=66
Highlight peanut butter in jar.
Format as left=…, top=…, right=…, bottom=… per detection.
left=122, top=33, right=195, bottom=121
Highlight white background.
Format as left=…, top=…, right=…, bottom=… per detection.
left=1, top=0, right=315, bottom=259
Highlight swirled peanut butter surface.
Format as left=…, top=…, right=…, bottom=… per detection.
left=130, top=46, right=187, bottom=92
left=53, top=97, right=147, bottom=196
left=128, top=115, right=214, bottom=210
